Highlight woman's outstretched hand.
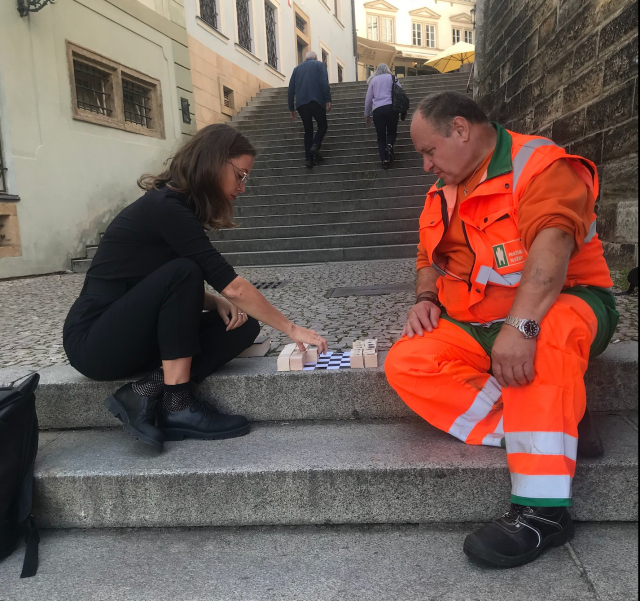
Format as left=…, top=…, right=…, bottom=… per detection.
left=290, top=325, right=329, bottom=355
left=214, top=296, right=249, bottom=331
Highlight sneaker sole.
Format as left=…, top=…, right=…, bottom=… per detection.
left=160, top=423, right=251, bottom=442
left=104, top=395, right=164, bottom=452
left=463, top=522, right=575, bottom=569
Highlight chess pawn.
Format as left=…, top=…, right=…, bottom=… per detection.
left=363, top=349, right=378, bottom=368
left=350, top=348, right=364, bottom=369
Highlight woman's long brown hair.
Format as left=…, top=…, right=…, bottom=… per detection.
left=138, top=124, right=256, bottom=230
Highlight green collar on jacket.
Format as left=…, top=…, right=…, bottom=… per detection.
left=435, top=123, right=513, bottom=190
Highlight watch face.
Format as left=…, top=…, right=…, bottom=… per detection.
left=522, top=320, right=540, bottom=338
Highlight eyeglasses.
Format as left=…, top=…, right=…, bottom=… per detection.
left=226, top=160, right=250, bottom=185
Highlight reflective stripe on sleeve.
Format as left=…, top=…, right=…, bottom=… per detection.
left=512, top=139, right=559, bottom=190
left=510, top=473, right=572, bottom=500
left=584, top=218, right=597, bottom=243
left=506, top=431, right=578, bottom=461
left=448, top=376, right=502, bottom=443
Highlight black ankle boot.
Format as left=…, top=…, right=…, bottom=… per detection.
left=104, top=383, right=164, bottom=451
left=158, top=397, right=250, bottom=441
left=463, top=504, right=574, bottom=568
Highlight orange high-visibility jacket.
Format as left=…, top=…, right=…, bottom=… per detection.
left=419, top=125, right=613, bottom=323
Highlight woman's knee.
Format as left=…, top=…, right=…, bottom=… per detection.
left=167, top=258, right=204, bottom=282
left=241, top=317, right=261, bottom=346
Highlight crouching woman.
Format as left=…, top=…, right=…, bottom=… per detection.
left=63, top=124, right=328, bottom=451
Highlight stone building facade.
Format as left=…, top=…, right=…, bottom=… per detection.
left=475, top=0, right=638, bottom=268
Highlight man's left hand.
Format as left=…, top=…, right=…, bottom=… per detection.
left=326, top=102, right=332, bottom=112
left=491, top=325, right=537, bottom=388
left=290, top=111, right=297, bottom=121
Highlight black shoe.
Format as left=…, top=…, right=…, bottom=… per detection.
left=382, top=160, right=390, bottom=170
left=305, top=159, right=316, bottom=169
left=104, top=383, right=164, bottom=451
left=386, top=144, right=395, bottom=163
left=158, top=398, right=250, bottom=441
left=577, top=407, right=604, bottom=458
left=464, top=505, right=574, bottom=568
left=310, top=144, right=324, bottom=162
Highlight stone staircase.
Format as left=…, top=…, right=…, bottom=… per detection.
left=216, top=72, right=470, bottom=266
left=70, top=73, right=468, bottom=272
left=0, top=342, right=637, bottom=597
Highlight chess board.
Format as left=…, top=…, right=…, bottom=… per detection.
left=303, top=351, right=351, bottom=371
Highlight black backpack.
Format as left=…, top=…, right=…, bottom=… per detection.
left=391, top=76, right=410, bottom=116
left=0, top=373, right=40, bottom=578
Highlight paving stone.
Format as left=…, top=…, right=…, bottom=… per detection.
left=0, top=264, right=636, bottom=369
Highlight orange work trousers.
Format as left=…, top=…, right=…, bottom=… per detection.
left=385, top=294, right=599, bottom=507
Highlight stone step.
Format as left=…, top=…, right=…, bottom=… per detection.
left=86, top=245, right=98, bottom=259
left=31, top=414, right=639, bottom=529
left=9, top=343, right=635, bottom=429
left=2, top=523, right=636, bottom=601
left=244, top=167, right=434, bottom=191
left=240, top=124, right=417, bottom=145
left=70, top=258, right=91, bottom=273
left=213, top=218, right=418, bottom=241
left=237, top=183, right=429, bottom=205
left=234, top=194, right=424, bottom=217
left=212, top=230, right=418, bottom=253
left=233, top=205, right=423, bottom=228
left=250, top=151, right=424, bottom=173
left=249, top=135, right=420, bottom=154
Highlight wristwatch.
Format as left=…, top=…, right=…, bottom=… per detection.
left=505, top=316, right=541, bottom=339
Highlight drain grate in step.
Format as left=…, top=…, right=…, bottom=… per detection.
left=251, top=281, right=287, bottom=290
left=325, top=283, right=414, bottom=298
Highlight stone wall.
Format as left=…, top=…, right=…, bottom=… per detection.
left=475, top=0, right=638, bottom=268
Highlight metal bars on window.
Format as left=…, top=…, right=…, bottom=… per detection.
left=200, top=0, right=218, bottom=29
left=322, top=50, right=328, bottom=67
left=74, top=61, right=112, bottom=116
left=122, top=79, right=152, bottom=129
left=237, top=0, right=252, bottom=52
left=295, top=14, right=306, bottom=33
left=265, top=2, right=278, bottom=70
left=337, top=64, right=343, bottom=83
left=0, top=128, right=6, bottom=193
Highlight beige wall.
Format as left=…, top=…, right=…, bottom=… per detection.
left=189, top=36, right=271, bottom=128
left=0, top=0, right=196, bottom=278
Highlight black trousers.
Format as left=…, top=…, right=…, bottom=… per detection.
left=63, top=259, right=260, bottom=383
left=297, top=101, right=328, bottom=161
left=372, top=104, right=399, bottom=162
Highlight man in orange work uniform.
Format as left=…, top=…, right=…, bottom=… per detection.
left=385, top=92, right=619, bottom=568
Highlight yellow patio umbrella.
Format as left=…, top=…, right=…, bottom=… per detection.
left=425, top=42, right=475, bottom=74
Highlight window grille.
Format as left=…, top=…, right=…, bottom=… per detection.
left=236, top=0, right=252, bottom=52
left=412, top=23, right=422, bottom=46
left=73, top=61, right=113, bottom=116
left=337, top=64, right=343, bottom=83
left=122, top=79, right=153, bottom=128
left=367, top=15, right=379, bottom=41
left=265, top=2, right=278, bottom=70
left=426, top=24, right=436, bottom=48
left=452, top=28, right=461, bottom=44
left=295, top=14, right=306, bottom=34
left=383, top=18, right=393, bottom=43
left=223, top=87, right=234, bottom=109
left=465, top=30, right=473, bottom=44
left=200, top=0, right=218, bottom=29
left=322, top=49, right=328, bottom=67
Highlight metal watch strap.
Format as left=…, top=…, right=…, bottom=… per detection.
left=505, top=316, right=522, bottom=330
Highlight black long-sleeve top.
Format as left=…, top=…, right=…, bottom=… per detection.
left=87, top=186, right=238, bottom=293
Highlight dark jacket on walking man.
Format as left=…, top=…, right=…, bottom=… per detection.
left=288, top=52, right=332, bottom=168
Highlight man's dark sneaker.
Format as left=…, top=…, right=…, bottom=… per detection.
left=158, top=398, right=250, bottom=441
left=305, top=159, right=316, bottom=169
left=463, top=505, right=574, bottom=568
left=577, top=406, right=604, bottom=458
left=310, top=144, right=324, bottom=162
left=382, top=160, right=390, bottom=170
left=104, top=383, right=164, bottom=451
left=386, top=144, right=395, bottom=163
